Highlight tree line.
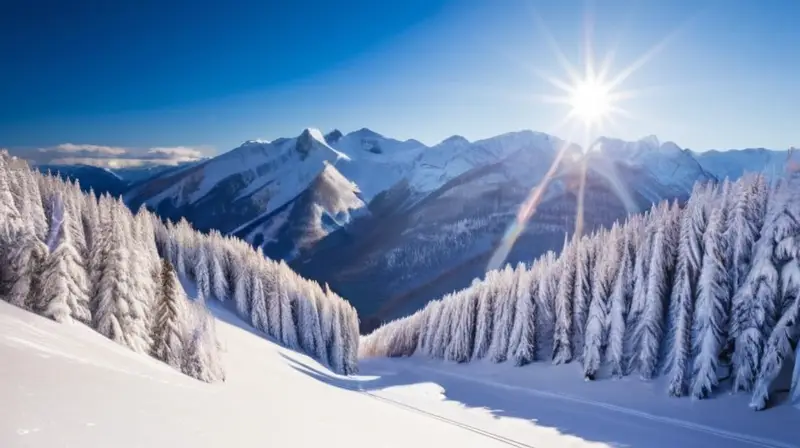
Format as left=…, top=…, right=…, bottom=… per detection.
left=361, top=173, right=800, bottom=410
left=0, top=151, right=359, bottom=381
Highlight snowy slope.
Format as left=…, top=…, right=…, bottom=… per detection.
left=233, top=161, right=368, bottom=258
left=2, top=299, right=797, bottom=448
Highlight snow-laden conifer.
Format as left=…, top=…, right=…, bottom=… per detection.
left=553, top=236, right=578, bottom=364
left=583, top=226, right=621, bottom=380
left=38, top=194, right=91, bottom=324
left=151, top=259, right=187, bottom=369
left=665, top=184, right=708, bottom=396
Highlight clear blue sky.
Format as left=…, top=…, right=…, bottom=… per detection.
left=1, top=0, right=798, bottom=160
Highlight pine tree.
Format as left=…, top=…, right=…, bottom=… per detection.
left=665, top=185, right=708, bottom=396
left=690, top=200, right=733, bottom=399
left=446, top=289, right=478, bottom=363
left=553, top=236, right=578, bottom=364
left=608, top=223, right=635, bottom=377
left=193, top=238, right=211, bottom=303
left=731, top=182, right=786, bottom=393
left=4, top=231, right=48, bottom=309
left=573, top=236, right=595, bottom=357
left=624, top=213, right=654, bottom=372
left=489, top=265, right=518, bottom=363
left=509, top=263, right=537, bottom=366
left=233, top=260, right=252, bottom=318
left=536, top=252, right=559, bottom=359
left=418, top=299, right=443, bottom=357
left=182, top=312, right=224, bottom=383
left=634, top=202, right=678, bottom=379
left=38, top=194, right=91, bottom=324
left=0, top=155, right=22, bottom=237
left=249, top=265, right=269, bottom=332
left=583, top=227, right=621, bottom=380
left=93, top=206, right=152, bottom=353
left=278, top=263, right=300, bottom=350
left=432, top=295, right=456, bottom=359
left=339, top=299, right=360, bottom=374
left=472, top=278, right=495, bottom=360
left=749, top=184, right=800, bottom=409
left=151, top=259, right=187, bottom=369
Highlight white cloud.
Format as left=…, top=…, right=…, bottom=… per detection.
left=47, top=143, right=128, bottom=155
left=10, top=143, right=214, bottom=168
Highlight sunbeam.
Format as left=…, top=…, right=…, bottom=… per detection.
left=486, top=2, right=689, bottom=271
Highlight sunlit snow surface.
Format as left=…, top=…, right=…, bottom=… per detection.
left=1, top=300, right=796, bottom=448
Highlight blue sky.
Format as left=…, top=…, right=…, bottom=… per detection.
left=1, top=0, right=798, bottom=163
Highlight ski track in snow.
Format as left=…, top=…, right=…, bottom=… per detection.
left=407, top=364, right=796, bottom=448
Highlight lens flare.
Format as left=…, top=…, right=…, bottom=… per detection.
left=485, top=5, right=683, bottom=271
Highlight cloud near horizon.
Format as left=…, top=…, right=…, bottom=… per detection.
left=8, top=143, right=214, bottom=168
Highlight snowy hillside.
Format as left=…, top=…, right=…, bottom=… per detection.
left=362, top=173, right=800, bottom=412
left=2, top=298, right=798, bottom=448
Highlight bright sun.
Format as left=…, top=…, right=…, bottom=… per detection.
left=569, top=80, right=611, bottom=125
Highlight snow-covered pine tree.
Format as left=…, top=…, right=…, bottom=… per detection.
left=0, top=154, right=23, bottom=238
left=749, top=181, right=800, bottom=409
left=665, top=184, right=708, bottom=396
left=339, top=299, right=360, bottom=374
left=324, top=293, right=345, bottom=373
left=206, top=231, right=230, bottom=301
left=489, top=265, right=518, bottom=363
left=583, top=225, right=621, bottom=380
left=535, top=251, right=559, bottom=359
left=472, top=277, right=496, bottom=360
left=624, top=210, right=655, bottom=373
left=509, top=262, right=537, bottom=366
left=731, top=181, right=786, bottom=393
left=193, top=235, right=211, bottom=303
left=690, top=195, right=733, bottom=399
left=553, top=235, right=578, bottom=364
left=233, top=256, right=253, bottom=318
left=607, top=221, right=636, bottom=377
left=431, top=294, right=456, bottom=359
left=182, top=307, right=224, bottom=383
left=277, top=262, right=300, bottom=350
left=93, top=205, right=152, bottom=354
left=249, top=264, right=269, bottom=333
left=749, top=257, right=800, bottom=409
left=38, top=193, right=91, bottom=324
left=151, top=259, right=187, bottom=369
left=3, top=231, right=48, bottom=309
left=446, top=288, right=478, bottom=363
left=573, top=235, right=596, bottom=357
left=418, top=299, right=443, bottom=357
left=634, top=201, right=678, bottom=379
left=63, top=186, right=88, bottom=263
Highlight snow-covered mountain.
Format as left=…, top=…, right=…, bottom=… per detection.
left=126, top=128, right=351, bottom=233
left=694, top=147, right=795, bottom=181
left=120, top=126, right=793, bottom=328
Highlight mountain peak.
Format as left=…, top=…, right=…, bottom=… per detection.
left=296, top=128, right=327, bottom=158
left=441, top=135, right=470, bottom=146
left=325, top=129, right=343, bottom=145
left=350, top=128, right=384, bottom=139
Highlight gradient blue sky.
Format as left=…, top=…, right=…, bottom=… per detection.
left=1, top=0, right=797, bottom=159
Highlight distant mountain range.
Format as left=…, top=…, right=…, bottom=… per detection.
left=34, top=128, right=797, bottom=329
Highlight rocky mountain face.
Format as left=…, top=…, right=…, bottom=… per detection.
left=120, top=126, right=789, bottom=328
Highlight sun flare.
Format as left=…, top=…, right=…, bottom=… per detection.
left=569, top=80, right=611, bottom=125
